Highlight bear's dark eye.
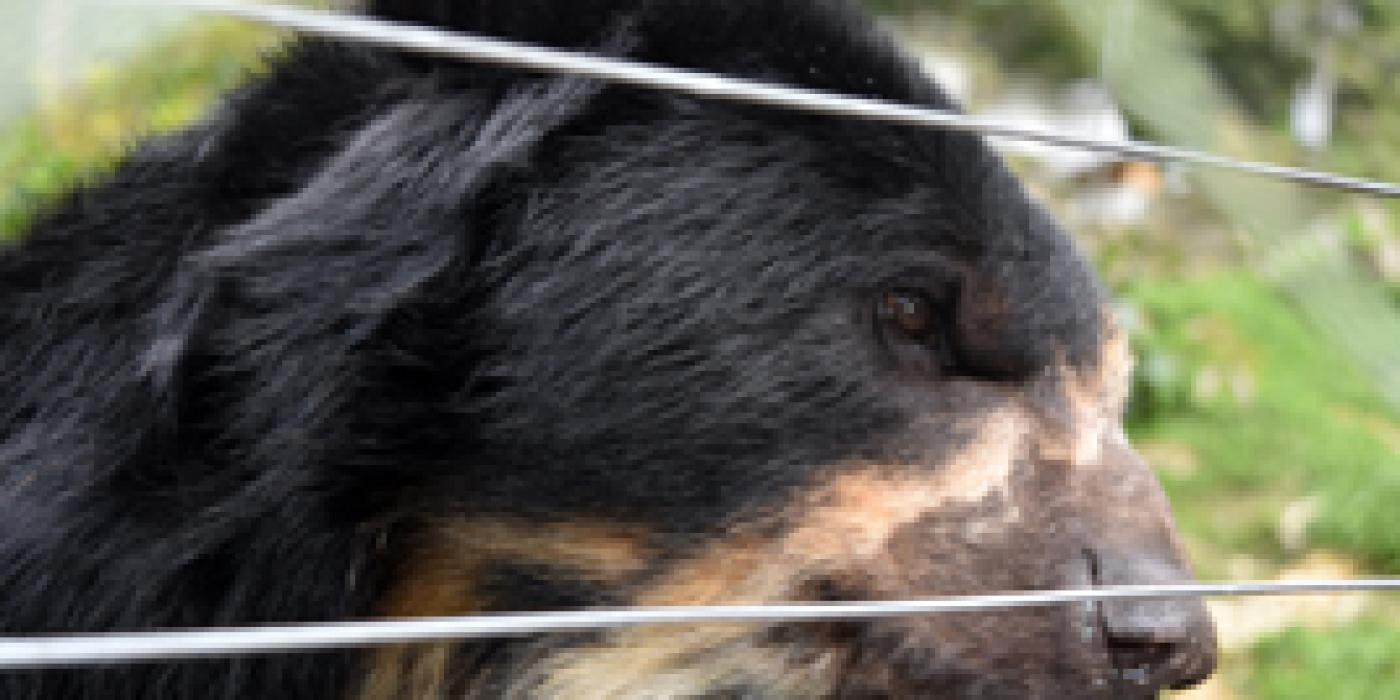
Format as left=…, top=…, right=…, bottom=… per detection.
left=877, top=289, right=933, bottom=340
left=873, top=287, right=960, bottom=376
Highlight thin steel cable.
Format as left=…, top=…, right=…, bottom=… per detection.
left=131, top=0, right=1400, bottom=198
left=3, top=580, right=1400, bottom=667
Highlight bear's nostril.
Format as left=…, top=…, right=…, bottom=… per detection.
left=1100, top=610, right=1217, bottom=691
left=1106, top=635, right=1209, bottom=690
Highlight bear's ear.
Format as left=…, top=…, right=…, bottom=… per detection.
left=145, top=75, right=606, bottom=469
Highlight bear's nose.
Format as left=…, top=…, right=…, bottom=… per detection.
left=1092, top=550, right=1218, bottom=691
left=1101, top=597, right=1216, bottom=690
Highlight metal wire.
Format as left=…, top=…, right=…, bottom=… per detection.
left=3, top=579, right=1399, bottom=667
left=134, top=0, right=1400, bottom=198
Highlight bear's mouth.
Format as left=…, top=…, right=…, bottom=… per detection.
left=1091, top=598, right=1161, bottom=699
left=1083, top=547, right=1137, bottom=696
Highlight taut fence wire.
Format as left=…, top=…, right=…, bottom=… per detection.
left=1, top=0, right=1392, bottom=669
left=134, top=0, right=1400, bottom=198
left=3, top=580, right=1400, bottom=667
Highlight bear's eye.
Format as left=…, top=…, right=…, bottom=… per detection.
left=877, top=289, right=933, bottom=340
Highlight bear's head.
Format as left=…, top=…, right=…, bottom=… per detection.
left=244, top=2, right=1216, bottom=697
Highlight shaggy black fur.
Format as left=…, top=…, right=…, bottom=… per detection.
left=0, top=1, right=1133, bottom=698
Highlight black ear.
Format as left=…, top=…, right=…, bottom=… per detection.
left=145, top=75, right=606, bottom=483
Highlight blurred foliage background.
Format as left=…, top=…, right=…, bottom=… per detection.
left=1, top=1, right=1398, bottom=697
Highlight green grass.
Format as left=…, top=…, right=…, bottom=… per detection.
left=1121, top=274, right=1400, bottom=574
left=1246, top=620, right=1400, bottom=699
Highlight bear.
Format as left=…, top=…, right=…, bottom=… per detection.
left=0, top=0, right=1216, bottom=697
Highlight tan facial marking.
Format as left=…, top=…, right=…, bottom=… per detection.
left=360, top=520, right=653, bottom=700
left=360, top=643, right=458, bottom=700
left=1034, top=312, right=1132, bottom=467
left=530, top=407, right=1029, bottom=697
left=377, top=519, right=652, bottom=620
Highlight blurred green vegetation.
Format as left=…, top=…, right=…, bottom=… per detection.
left=1247, top=620, right=1400, bottom=699
left=0, top=19, right=280, bottom=242
left=875, top=0, right=1400, bottom=180
left=1118, top=272, right=1400, bottom=697
left=1125, top=274, right=1400, bottom=572
left=1, top=4, right=1397, bottom=698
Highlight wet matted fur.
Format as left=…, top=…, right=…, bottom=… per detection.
left=0, top=1, right=1216, bottom=698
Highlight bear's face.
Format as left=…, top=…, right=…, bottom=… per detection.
left=357, top=76, right=1216, bottom=697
